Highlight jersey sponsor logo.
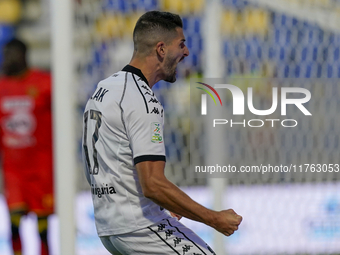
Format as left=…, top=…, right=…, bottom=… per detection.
left=91, top=87, right=109, bottom=102
left=151, top=122, right=163, bottom=143
left=1, top=96, right=34, bottom=112
left=1, top=96, right=37, bottom=148
left=2, top=112, right=36, bottom=135
left=91, top=184, right=116, bottom=198
left=2, top=135, right=36, bottom=148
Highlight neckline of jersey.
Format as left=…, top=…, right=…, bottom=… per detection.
left=122, top=65, right=149, bottom=86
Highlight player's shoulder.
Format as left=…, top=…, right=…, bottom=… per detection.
left=100, top=71, right=126, bottom=86
left=97, top=70, right=146, bottom=102
left=87, top=71, right=127, bottom=105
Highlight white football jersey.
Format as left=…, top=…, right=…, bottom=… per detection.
left=82, top=65, right=171, bottom=236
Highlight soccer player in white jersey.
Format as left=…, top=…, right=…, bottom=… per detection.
left=82, top=11, right=242, bottom=254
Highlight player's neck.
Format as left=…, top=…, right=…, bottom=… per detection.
left=129, top=57, right=163, bottom=88
left=5, top=67, right=29, bottom=78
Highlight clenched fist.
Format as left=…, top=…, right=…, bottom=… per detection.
left=210, top=209, right=242, bottom=236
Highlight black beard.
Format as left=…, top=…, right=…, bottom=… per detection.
left=164, top=56, right=177, bottom=83
left=164, top=70, right=177, bottom=83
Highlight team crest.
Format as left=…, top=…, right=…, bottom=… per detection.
left=151, top=122, right=163, bottom=143
left=26, top=86, right=39, bottom=98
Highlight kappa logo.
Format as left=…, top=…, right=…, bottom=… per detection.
left=165, top=229, right=175, bottom=239
left=148, top=98, right=160, bottom=104
left=183, top=245, right=193, bottom=254
left=157, top=223, right=167, bottom=231
left=174, top=237, right=183, bottom=247
left=150, top=107, right=160, bottom=115
left=151, top=122, right=163, bottom=143
left=145, top=91, right=154, bottom=96
left=141, top=84, right=150, bottom=91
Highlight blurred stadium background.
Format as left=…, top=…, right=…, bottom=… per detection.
left=0, top=0, right=340, bottom=254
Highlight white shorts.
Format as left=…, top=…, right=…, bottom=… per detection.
left=100, top=217, right=216, bottom=255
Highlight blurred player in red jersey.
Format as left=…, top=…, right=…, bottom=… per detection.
left=0, top=38, right=53, bottom=255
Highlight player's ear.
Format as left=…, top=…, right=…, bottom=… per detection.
left=156, top=41, right=166, bottom=59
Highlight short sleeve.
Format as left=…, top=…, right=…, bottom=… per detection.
left=124, top=99, right=166, bottom=165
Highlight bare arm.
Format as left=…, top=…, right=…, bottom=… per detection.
left=136, top=160, right=242, bottom=236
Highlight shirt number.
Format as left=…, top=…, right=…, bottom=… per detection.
left=83, top=110, right=102, bottom=175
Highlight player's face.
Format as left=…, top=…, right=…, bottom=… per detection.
left=163, top=28, right=189, bottom=83
left=2, top=46, right=26, bottom=76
